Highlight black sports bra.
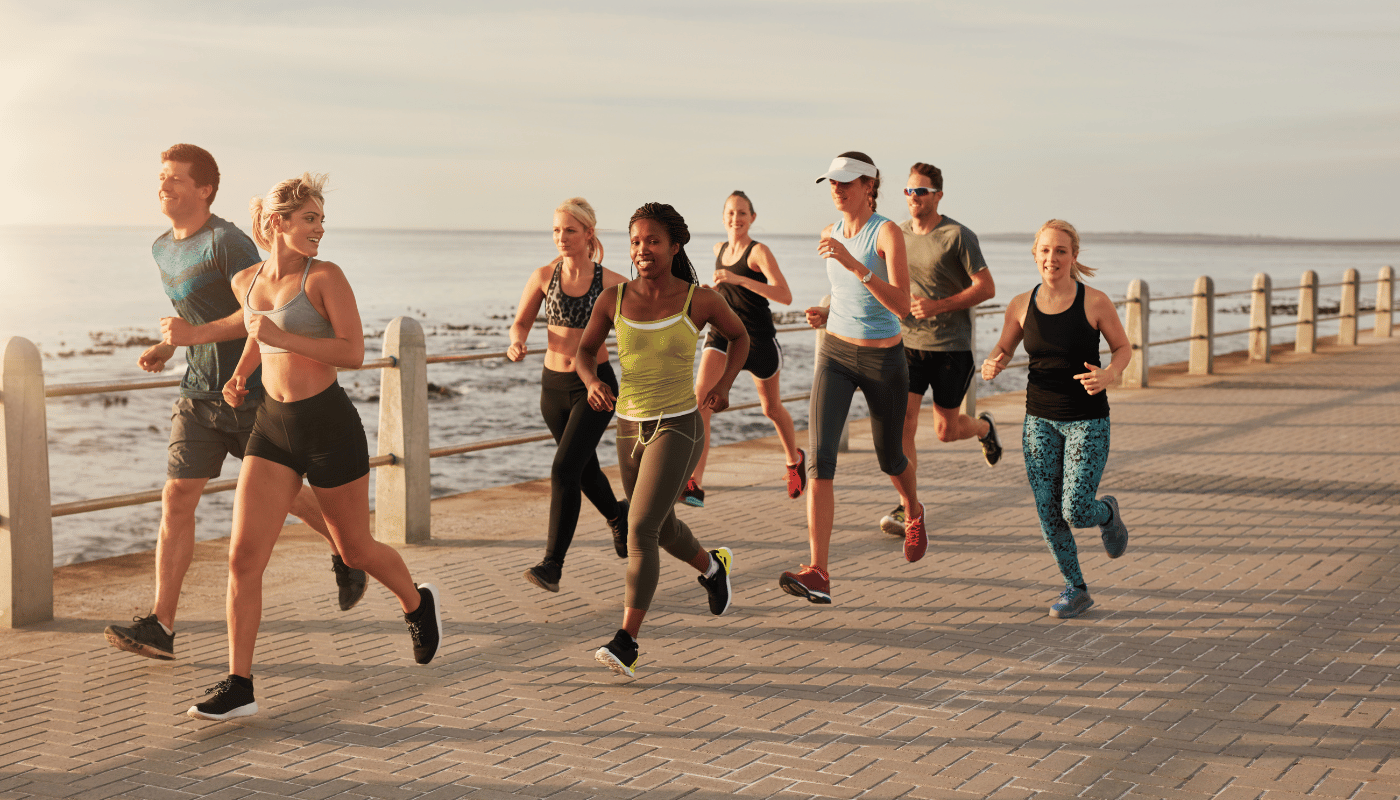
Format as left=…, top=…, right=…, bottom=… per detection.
left=544, top=261, right=604, bottom=329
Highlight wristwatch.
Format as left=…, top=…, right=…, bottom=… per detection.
left=860, top=271, right=874, bottom=284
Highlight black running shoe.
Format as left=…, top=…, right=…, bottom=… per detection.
left=405, top=583, right=442, bottom=665
left=104, top=613, right=175, bottom=660
left=331, top=554, right=367, bottom=611
left=524, top=559, right=563, bottom=593
left=594, top=629, right=639, bottom=678
left=608, top=499, right=629, bottom=560
left=696, top=547, right=734, bottom=616
left=978, top=412, right=1003, bottom=467
left=188, top=674, right=257, bottom=721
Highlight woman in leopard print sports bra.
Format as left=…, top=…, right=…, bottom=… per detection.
left=507, top=198, right=631, bottom=593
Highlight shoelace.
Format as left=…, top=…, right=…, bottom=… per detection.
left=405, top=619, right=425, bottom=646
left=904, top=514, right=924, bottom=546
left=204, top=677, right=237, bottom=697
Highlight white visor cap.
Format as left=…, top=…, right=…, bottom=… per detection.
left=815, top=156, right=878, bottom=184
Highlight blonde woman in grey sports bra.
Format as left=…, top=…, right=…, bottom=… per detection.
left=187, top=173, right=442, bottom=722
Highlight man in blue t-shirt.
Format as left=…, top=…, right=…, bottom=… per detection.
left=104, top=144, right=366, bottom=661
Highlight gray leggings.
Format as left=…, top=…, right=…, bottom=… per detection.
left=808, top=335, right=910, bottom=480
left=616, top=410, right=706, bottom=611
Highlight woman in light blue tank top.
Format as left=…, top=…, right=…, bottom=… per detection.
left=778, top=152, right=927, bottom=607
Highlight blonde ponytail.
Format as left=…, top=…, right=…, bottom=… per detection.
left=249, top=172, right=328, bottom=251
left=555, top=197, right=604, bottom=263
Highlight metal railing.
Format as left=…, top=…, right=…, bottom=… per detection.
left=1, top=267, right=1393, bottom=626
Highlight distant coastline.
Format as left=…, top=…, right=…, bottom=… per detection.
left=3, top=224, right=1397, bottom=247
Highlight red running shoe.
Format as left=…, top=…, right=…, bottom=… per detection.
left=786, top=450, right=807, bottom=499
left=778, top=564, right=831, bottom=604
left=904, top=503, right=927, bottom=563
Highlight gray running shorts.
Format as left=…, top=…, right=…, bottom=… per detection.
left=167, top=396, right=259, bottom=480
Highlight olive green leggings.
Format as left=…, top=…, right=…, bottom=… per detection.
left=616, top=410, right=706, bottom=611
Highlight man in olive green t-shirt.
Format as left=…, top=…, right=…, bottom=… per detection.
left=879, top=162, right=1003, bottom=536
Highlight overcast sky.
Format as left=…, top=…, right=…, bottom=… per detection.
left=2, top=1, right=1396, bottom=237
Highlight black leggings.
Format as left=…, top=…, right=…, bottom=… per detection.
left=808, top=335, right=910, bottom=480
left=540, top=361, right=622, bottom=564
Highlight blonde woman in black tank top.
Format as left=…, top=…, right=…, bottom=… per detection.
left=982, top=220, right=1133, bottom=620
left=684, top=191, right=804, bottom=507
left=507, top=199, right=630, bottom=592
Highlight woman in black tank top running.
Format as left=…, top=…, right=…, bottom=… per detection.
left=507, top=198, right=630, bottom=592
left=982, top=219, right=1133, bottom=620
left=684, top=191, right=804, bottom=508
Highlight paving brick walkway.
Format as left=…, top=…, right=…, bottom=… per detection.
left=3, top=336, right=1398, bottom=800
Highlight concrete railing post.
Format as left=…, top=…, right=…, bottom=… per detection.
left=1339, top=268, right=1359, bottom=346
left=375, top=317, right=430, bottom=544
left=1123, top=280, right=1149, bottom=388
left=1250, top=272, right=1272, bottom=362
left=1377, top=266, right=1394, bottom=338
left=1188, top=275, right=1214, bottom=375
left=961, top=313, right=977, bottom=419
left=815, top=295, right=848, bottom=453
left=1296, top=270, right=1317, bottom=354
left=1, top=337, right=54, bottom=628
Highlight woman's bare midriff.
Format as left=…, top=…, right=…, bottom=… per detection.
left=825, top=330, right=903, bottom=349
left=260, top=354, right=337, bottom=402
left=544, top=325, right=611, bottom=373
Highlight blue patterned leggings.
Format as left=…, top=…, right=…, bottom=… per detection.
left=1022, top=415, right=1113, bottom=588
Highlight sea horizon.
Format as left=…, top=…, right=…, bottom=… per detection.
left=2, top=222, right=1396, bottom=247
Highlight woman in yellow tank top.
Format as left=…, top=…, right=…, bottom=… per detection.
left=575, top=202, right=750, bottom=678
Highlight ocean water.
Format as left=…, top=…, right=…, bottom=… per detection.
left=1, top=225, right=1396, bottom=566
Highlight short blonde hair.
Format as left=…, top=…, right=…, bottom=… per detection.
left=1034, top=218, right=1096, bottom=280
left=555, top=197, right=604, bottom=263
left=249, top=172, right=328, bottom=251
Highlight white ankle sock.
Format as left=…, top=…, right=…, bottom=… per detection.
left=702, top=553, right=719, bottom=578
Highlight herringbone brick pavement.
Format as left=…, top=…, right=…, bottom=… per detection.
left=1, top=336, right=1396, bottom=800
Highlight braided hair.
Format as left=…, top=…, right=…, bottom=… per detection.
left=628, top=202, right=697, bottom=284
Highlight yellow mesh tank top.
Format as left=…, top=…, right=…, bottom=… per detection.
left=613, top=282, right=700, bottom=421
